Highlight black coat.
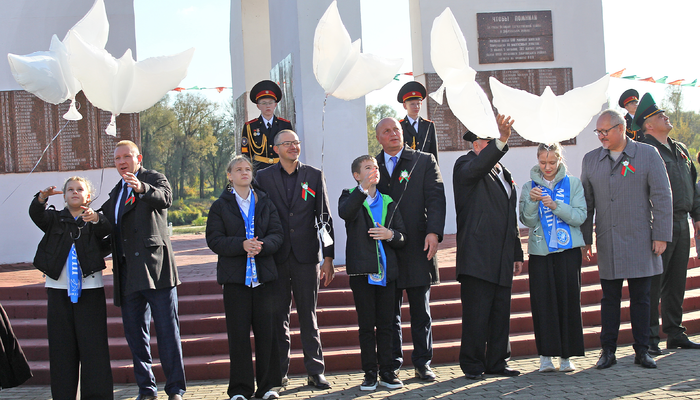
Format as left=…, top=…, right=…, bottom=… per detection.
left=100, top=167, right=178, bottom=306
left=400, top=116, right=439, bottom=163
left=338, top=188, right=406, bottom=281
left=625, top=113, right=644, bottom=141
left=206, top=187, right=284, bottom=285
left=376, top=146, right=446, bottom=288
left=255, top=162, right=335, bottom=265
left=29, top=195, right=111, bottom=280
left=453, top=141, right=523, bottom=287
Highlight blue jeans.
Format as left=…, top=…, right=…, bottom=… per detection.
left=120, top=286, right=186, bottom=397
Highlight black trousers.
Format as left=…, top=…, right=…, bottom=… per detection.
left=349, top=276, right=396, bottom=374
left=458, top=275, right=511, bottom=375
left=273, top=255, right=324, bottom=376
left=600, top=276, right=652, bottom=355
left=224, top=283, right=281, bottom=399
left=392, top=285, right=433, bottom=370
left=47, top=288, right=113, bottom=400
left=650, top=218, right=690, bottom=345
left=528, top=248, right=585, bottom=358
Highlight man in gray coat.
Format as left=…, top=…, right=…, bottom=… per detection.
left=581, top=109, right=673, bottom=370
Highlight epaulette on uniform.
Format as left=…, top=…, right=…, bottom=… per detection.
left=399, top=118, right=406, bottom=123
left=277, top=117, right=291, bottom=123
left=424, top=118, right=433, bottom=123
left=245, top=118, right=258, bottom=125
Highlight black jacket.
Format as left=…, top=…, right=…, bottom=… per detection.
left=29, top=195, right=111, bottom=280
left=376, top=146, right=446, bottom=288
left=338, top=188, right=406, bottom=281
left=400, top=116, right=439, bottom=163
left=453, top=141, right=523, bottom=287
left=206, top=187, right=284, bottom=285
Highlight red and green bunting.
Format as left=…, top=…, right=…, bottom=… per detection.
left=610, top=68, right=697, bottom=87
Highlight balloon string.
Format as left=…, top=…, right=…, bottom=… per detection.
left=1, top=120, right=70, bottom=206
left=316, top=94, right=332, bottom=238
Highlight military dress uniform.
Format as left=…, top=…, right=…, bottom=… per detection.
left=619, top=89, right=643, bottom=141
left=241, top=116, right=292, bottom=170
left=241, top=80, right=293, bottom=171
left=397, top=81, right=440, bottom=163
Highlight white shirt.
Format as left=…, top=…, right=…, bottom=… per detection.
left=45, top=261, right=104, bottom=289
left=407, top=116, right=419, bottom=131
left=262, top=116, right=273, bottom=128
left=234, top=188, right=252, bottom=217
left=384, top=149, right=404, bottom=176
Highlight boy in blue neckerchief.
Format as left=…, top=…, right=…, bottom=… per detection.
left=338, top=155, right=407, bottom=391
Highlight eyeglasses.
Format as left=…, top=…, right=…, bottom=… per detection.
left=276, top=140, right=301, bottom=147
left=258, top=101, right=276, bottom=106
left=593, top=123, right=620, bottom=137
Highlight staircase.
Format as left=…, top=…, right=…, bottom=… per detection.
left=3, top=233, right=700, bottom=385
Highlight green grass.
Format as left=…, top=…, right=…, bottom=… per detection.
left=172, top=225, right=206, bottom=235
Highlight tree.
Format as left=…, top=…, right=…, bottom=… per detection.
left=172, top=93, right=217, bottom=199
left=140, top=96, right=179, bottom=177
left=663, top=86, right=700, bottom=170
left=205, top=114, right=237, bottom=196
left=366, top=104, right=397, bottom=155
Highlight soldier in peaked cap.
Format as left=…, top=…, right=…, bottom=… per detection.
left=619, top=89, right=643, bottom=141
left=638, top=93, right=700, bottom=355
left=397, top=81, right=439, bottom=163
left=241, top=80, right=293, bottom=171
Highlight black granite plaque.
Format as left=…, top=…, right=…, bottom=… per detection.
left=0, top=90, right=140, bottom=174
left=426, top=68, right=576, bottom=150
left=477, top=11, right=554, bottom=64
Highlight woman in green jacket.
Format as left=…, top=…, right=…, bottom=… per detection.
left=519, top=143, right=587, bottom=373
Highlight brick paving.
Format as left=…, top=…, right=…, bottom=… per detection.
left=3, top=337, right=700, bottom=399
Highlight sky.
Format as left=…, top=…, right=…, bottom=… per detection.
left=133, top=0, right=700, bottom=114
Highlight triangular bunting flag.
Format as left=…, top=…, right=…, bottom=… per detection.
left=610, top=68, right=626, bottom=78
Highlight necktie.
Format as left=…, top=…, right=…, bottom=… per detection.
left=267, top=122, right=271, bottom=130
left=388, top=156, right=398, bottom=176
left=117, top=183, right=129, bottom=225
left=413, top=121, right=418, bottom=132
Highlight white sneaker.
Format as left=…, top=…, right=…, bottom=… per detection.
left=262, top=390, right=279, bottom=399
left=230, top=395, right=247, bottom=400
left=539, top=356, right=556, bottom=372
left=559, top=357, right=575, bottom=372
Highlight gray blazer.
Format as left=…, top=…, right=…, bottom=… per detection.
left=581, top=139, right=672, bottom=280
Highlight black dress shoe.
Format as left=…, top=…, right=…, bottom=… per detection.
left=667, top=335, right=700, bottom=349
left=595, top=349, right=616, bottom=369
left=464, top=372, right=484, bottom=380
left=487, top=367, right=520, bottom=377
left=648, top=345, right=665, bottom=356
left=634, top=352, right=657, bottom=368
left=308, top=374, right=331, bottom=389
left=414, top=365, right=437, bottom=381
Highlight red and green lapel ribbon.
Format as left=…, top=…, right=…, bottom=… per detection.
left=301, top=182, right=316, bottom=201
left=621, top=159, right=635, bottom=176
left=124, top=190, right=136, bottom=206
left=398, top=169, right=410, bottom=183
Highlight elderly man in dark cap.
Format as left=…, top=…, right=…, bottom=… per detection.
left=453, top=114, right=523, bottom=380
left=397, top=81, right=439, bottom=163
left=619, top=89, right=642, bottom=141
left=241, top=80, right=293, bottom=170
left=636, top=93, right=700, bottom=355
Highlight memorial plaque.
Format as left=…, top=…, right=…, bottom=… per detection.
left=270, top=53, right=296, bottom=129
left=426, top=68, right=576, bottom=150
left=477, top=11, right=554, bottom=64
left=0, top=91, right=139, bottom=174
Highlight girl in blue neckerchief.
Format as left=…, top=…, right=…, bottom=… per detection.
left=29, top=176, right=113, bottom=399
left=206, top=155, right=284, bottom=400
left=519, top=143, right=587, bottom=374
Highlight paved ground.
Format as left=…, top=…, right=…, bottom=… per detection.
left=3, top=335, right=700, bottom=399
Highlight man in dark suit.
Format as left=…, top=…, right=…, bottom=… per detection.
left=255, top=130, right=335, bottom=389
left=397, top=81, right=439, bottom=163
left=453, top=115, right=523, bottom=380
left=374, top=117, right=446, bottom=382
left=100, top=140, right=185, bottom=400
left=241, top=80, right=293, bottom=170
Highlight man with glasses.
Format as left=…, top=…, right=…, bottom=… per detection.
left=255, top=130, right=335, bottom=390
left=581, top=109, right=672, bottom=369
left=241, top=80, right=293, bottom=170
left=453, top=115, right=523, bottom=380
left=636, top=93, right=700, bottom=354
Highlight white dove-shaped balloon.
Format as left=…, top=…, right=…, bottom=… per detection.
left=7, top=0, right=109, bottom=120
left=489, top=74, right=610, bottom=143
left=68, top=32, right=195, bottom=136
left=429, top=8, right=499, bottom=139
left=313, top=0, right=403, bottom=101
